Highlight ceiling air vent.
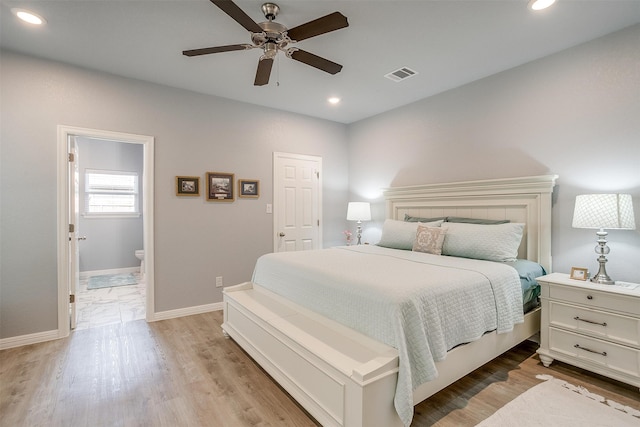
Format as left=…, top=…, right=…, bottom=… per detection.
left=384, top=67, right=418, bottom=82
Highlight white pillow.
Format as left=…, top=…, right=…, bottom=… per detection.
left=441, top=222, right=525, bottom=262
left=412, top=225, right=446, bottom=255
left=377, top=219, right=444, bottom=250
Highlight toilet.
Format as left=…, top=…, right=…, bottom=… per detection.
left=135, top=250, right=145, bottom=282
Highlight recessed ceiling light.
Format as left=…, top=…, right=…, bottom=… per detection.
left=528, top=0, right=556, bottom=11
left=328, top=97, right=341, bottom=105
left=12, top=8, right=46, bottom=25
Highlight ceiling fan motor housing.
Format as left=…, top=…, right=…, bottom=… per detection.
left=252, top=20, right=289, bottom=48
left=253, top=3, right=292, bottom=51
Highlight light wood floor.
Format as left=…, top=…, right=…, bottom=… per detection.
left=1, top=311, right=638, bottom=427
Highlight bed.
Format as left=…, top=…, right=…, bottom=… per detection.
left=222, top=175, right=558, bottom=427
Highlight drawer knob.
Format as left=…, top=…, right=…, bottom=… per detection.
left=574, top=344, right=607, bottom=357
left=574, top=316, right=607, bottom=327
left=586, top=295, right=593, bottom=300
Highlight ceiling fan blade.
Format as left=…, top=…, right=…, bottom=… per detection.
left=290, top=49, right=343, bottom=75
left=287, top=12, right=348, bottom=42
left=254, top=58, right=274, bottom=86
left=183, top=44, right=250, bottom=57
left=210, top=0, right=263, bottom=33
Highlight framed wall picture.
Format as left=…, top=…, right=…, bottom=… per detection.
left=176, top=176, right=200, bottom=196
left=207, top=172, right=234, bottom=201
left=239, top=179, right=259, bottom=198
left=570, top=267, right=589, bottom=281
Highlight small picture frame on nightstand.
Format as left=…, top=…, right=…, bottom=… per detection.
left=570, top=267, right=589, bottom=281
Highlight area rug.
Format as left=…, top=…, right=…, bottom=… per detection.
left=475, top=375, right=640, bottom=426
left=87, top=273, right=137, bottom=290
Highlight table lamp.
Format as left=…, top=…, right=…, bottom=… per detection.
left=347, top=202, right=371, bottom=245
left=572, top=194, right=636, bottom=284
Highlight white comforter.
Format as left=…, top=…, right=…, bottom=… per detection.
left=252, top=245, right=523, bottom=426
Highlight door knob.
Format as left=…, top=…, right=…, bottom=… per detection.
left=77, top=236, right=87, bottom=241
left=279, top=232, right=285, bottom=237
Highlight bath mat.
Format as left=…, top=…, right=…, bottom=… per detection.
left=87, top=273, right=137, bottom=290
left=475, top=374, right=640, bottom=426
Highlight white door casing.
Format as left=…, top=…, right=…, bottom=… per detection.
left=273, top=152, right=322, bottom=252
left=68, top=136, right=79, bottom=329
left=57, top=125, right=155, bottom=339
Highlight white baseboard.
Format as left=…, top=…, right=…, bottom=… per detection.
left=0, top=329, right=63, bottom=350
left=0, top=302, right=222, bottom=350
left=79, top=267, right=140, bottom=279
left=149, top=302, right=223, bottom=322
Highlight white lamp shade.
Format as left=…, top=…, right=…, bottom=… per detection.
left=347, top=202, right=371, bottom=221
left=572, top=194, right=636, bottom=230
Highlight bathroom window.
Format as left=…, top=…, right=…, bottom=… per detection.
left=84, top=169, right=139, bottom=217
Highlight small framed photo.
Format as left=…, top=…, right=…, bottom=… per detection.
left=239, top=179, right=260, bottom=198
left=570, top=267, right=589, bottom=281
left=176, top=176, right=200, bottom=196
left=207, top=172, right=234, bottom=202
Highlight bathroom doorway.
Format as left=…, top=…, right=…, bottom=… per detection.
left=75, top=136, right=145, bottom=329
left=57, top=126, right=154, bottom=336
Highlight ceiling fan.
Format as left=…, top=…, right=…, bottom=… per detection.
left=183, top=0, right=349, bottom=86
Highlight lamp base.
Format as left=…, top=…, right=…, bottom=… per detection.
left=591, top=270, right=615, bottom=285
left=590, top=229, right=614, bottom=285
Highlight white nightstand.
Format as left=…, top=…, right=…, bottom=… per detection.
left=536, top=272, right=640, bottom=390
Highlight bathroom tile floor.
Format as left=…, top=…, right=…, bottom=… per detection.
left=75, top=273, right=146, bottom=330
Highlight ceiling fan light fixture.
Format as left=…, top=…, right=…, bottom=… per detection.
left=12, top=8, right=46, bottom=25
left=263, top=42, right=278, bottom=59
left=528, top=0, right=556, bottom=11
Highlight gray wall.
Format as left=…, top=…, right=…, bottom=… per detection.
left=77, top=137, right=144, bottom=272
left=348, top=24, right=640, bottom=283
left=0, top=50, right=349, bottom=338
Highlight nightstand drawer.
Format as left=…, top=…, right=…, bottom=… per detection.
left=549, top=286, right=640, bottom=316
left=549, top=301, right=640, bottom=348
left=549, top=328, right=640, bottom=378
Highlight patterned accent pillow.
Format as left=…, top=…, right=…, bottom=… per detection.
left=442, top=222, right=525, bottom=262
left=412, top=225, right=446, bottom=255
left=377, top=219, right=444, bottom=250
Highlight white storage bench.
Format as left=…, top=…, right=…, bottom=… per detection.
left=222, top=282, right=402, bottom=427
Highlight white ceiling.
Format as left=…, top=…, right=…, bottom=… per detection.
left=2, top=0, right=639, bottom=123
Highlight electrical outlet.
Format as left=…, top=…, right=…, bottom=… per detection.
left=215, top=276, right=223, bottom=288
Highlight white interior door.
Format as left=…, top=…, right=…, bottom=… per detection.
left=273, top=152, right=322, bottom=252
left=68, top=136, right=80, bottom=329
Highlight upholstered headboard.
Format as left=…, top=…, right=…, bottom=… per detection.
left=383, top=175, right=558, bottom=272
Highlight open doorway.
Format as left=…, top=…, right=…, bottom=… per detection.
left=74, top=137, right=145, bottom=329
left=57, top=126, right=154, bottom=337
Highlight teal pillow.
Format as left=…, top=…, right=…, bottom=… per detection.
left=404, top=214, right=447, bottom=223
